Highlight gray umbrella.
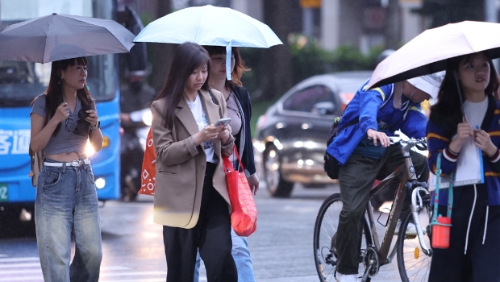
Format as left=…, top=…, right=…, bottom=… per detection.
left=0, top=13, right=135, bottom=63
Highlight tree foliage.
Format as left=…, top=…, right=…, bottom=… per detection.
left=257, top=0, right=294, bottom=102
left=287, top=34, right=384, bottom=88
left=149, top=0, right=175, bottom=91
left=240, top=35, right=383, bottom=99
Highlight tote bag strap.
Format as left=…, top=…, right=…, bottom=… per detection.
left=223, top=147, right=246, bottom=174
left=223, top=153, right=235, bottom=174
left=232, top=147, right=245, bottom=172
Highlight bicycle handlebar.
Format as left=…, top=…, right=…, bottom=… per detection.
left=388, top=136, right=427, bottom=151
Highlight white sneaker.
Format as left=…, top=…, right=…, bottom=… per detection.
left=335, top=273, right=358, bottom=282
left=394, top=220, right=417, bottom=236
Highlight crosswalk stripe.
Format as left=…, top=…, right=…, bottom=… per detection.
left=0, top=271, right=170, bottom=282
left=0, top=264, right=128, bottom=270
left=0, top=256, right=168, bottom=281
left=100, top=271, right=168, bottom=277
left=0, top=269, right=41, bottom=275
left=0, top=276, right=42, bottom=281
left=101, top=279, right=165, bottom=282
left=0, top=257, right=39, bottom=262
left=0, top=262, right=40, bottom=268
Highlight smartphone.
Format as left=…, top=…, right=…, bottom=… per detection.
left=214, top=117, right=231, bottom=126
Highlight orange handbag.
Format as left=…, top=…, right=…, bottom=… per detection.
left=139, top=128, right=156, bottom=196
left=222, top=148, right=257, bottom=236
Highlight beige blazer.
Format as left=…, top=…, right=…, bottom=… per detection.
left=150, top=89, right=234, bottom=228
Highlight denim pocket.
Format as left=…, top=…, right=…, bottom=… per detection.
left=42, top=168, right=63, bottom=187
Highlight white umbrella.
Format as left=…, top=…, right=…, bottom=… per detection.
left=0, top=13, right=135, bottom=63
left=134, top=5, right=283, bottom=79
left=367, top=21, right=500, bottom=89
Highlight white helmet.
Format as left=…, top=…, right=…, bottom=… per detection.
left=407, top=71, right=445, bottom=99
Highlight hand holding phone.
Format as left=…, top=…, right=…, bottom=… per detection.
left=214, top=117, right=231, bottom=127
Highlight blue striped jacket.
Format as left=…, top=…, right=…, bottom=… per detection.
left=326, top=80, right=428, bottom=165
left=427, top=95, right=500, bottom=206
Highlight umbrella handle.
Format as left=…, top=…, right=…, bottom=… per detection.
left=453, top=71, right=466, bottom=122
left=226, top=44, right=232, bottom=81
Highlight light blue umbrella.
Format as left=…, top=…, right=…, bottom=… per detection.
left=134, top=5, right=282, bottom=79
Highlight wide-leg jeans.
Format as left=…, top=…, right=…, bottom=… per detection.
left=35, top=161, right=102, bottom=282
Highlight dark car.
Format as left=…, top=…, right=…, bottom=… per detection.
left=253, top=71, right=373, bottom=198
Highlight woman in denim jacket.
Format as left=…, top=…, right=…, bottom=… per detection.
left=427, top=51, right=500, bottom=281
left=30, top=57, right=103, bottom=281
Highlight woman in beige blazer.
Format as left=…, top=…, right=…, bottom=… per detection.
left=150, top=42, right=237, bottom=282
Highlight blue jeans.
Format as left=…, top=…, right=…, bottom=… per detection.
left=35, top=160, right=102, bottom=282
left=194, top=229, right=255, bottom=282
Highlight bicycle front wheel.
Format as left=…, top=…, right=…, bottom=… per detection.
left=313, top=193, right=371, bottom=281
left=396, top=201, right=432, bottom=282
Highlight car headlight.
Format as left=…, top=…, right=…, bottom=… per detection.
left=95, top=177, right=106, bottom=189
left=253, top=140, right=266, bottom=153
left=142, top=110, right=152, bottom=126
left=130, top=108, right=152, bottom=126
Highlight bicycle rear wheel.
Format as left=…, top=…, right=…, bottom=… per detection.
left=396, top=200, right=432, bottom=282
left=313, top=193, right=371, bottom=281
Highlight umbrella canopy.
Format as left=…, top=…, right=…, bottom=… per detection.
left=134, top=5, right=283, bottom=79
left=134, top=5, right=282, bottom=48
left=367, top=21, right=500, bottom=89
left=0, top=13, right=136, bottom=63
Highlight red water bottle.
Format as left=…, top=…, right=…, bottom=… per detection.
left=432, top=216, right=451, bottom=249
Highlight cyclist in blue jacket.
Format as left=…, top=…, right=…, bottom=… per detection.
left=326, top=74, right=441, bottom=282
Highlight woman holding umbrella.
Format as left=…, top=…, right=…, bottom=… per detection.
left=30, top=57, right=103, bottom=281
left=150, top=42, right=237, bottom=282
left=427, top=51, right=500, bottom=281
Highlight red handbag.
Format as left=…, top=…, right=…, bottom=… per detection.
left=222, top=148, right=257, bottom=236
left=139, top=128, right=156, bottom=196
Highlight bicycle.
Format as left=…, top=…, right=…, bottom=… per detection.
left=313, top=137, right=433, bottom=282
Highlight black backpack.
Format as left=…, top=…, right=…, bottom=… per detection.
left=323, top=117, right=357, bottom=180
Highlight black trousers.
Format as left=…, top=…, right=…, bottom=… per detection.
left=336, top=145, right=428, bottom=274
left=429, top=184, right=500, bottom=282
left=163, top=163, right=237, bottom=282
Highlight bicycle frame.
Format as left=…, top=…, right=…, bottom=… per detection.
left=364, top=138, right=431, bottom=269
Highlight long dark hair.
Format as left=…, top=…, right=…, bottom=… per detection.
left=203, top=45, right=249, bottom=88
left=44, top=57, right=93, bottom=135
left=430, top=52, right=499, bottom=136
left=155, top=42, right=211, bottom=129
